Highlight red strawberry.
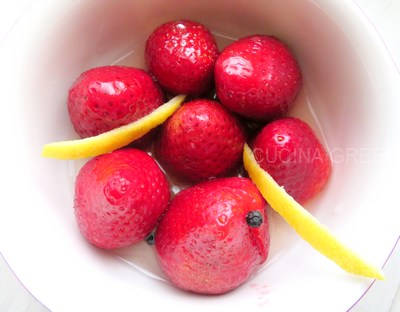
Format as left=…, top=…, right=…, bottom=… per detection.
left=214, top=35, right=302, bottom=121
left=155, top=177, right=270, bottom=294
left=74, top=148, right=170, bottom=249
left=145, top=20, right=219, bottom=96
left=155, top=98, right=246, bottom=182
left=68, top=65, right=164, bottom=138
left=252, top=117, right=331, bottom=204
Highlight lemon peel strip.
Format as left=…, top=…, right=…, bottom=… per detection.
left=42, top=94, right=186, bottom=160
left=243, top=143, right=385, bottom=280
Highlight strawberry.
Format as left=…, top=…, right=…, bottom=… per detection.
left=214, top=35, right=302, bottom=121
left=155, top=177, right=270, bottom=294
left=251, top=117, right=331, bottom=204
left=155, top=99, right=246, bottom=182
left=145, top=20, right=219, bottom=96
left=74, top=148, right=170, bottom=249
left=68, top=65, right=164, bottom=138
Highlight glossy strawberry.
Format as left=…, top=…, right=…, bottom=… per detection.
left=155, top=99, right=246, bottom=182
left=74, top=148, right=170, bottom=249
left=252, top=117, right=331, bottom=204
left=155, top=177, right=270, bottom=294
left=214, top=35, right=302, bottom=120
left=68, top=65, right=164, bottom=138
left=145, top=20, right=219, bottom=96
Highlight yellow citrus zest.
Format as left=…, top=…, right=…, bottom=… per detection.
left=243, top=143, right=385, bottom=280
left=42, top=94, right=186, bottom=160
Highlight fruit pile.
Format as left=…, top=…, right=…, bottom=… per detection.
left=42, top=20, right=383, bottom=295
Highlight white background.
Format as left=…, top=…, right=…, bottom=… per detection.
left=0, top=0, right=399, bottom=311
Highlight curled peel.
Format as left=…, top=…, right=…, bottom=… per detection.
left=41, top=94, right=186, bottom=160
left=243, top=143, right=385, bottom=280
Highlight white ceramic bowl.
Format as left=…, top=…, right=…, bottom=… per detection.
left=1, top=0, right=400, bottom=311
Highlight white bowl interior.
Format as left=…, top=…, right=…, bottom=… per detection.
left=1, top=0, right=400, bottom=311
